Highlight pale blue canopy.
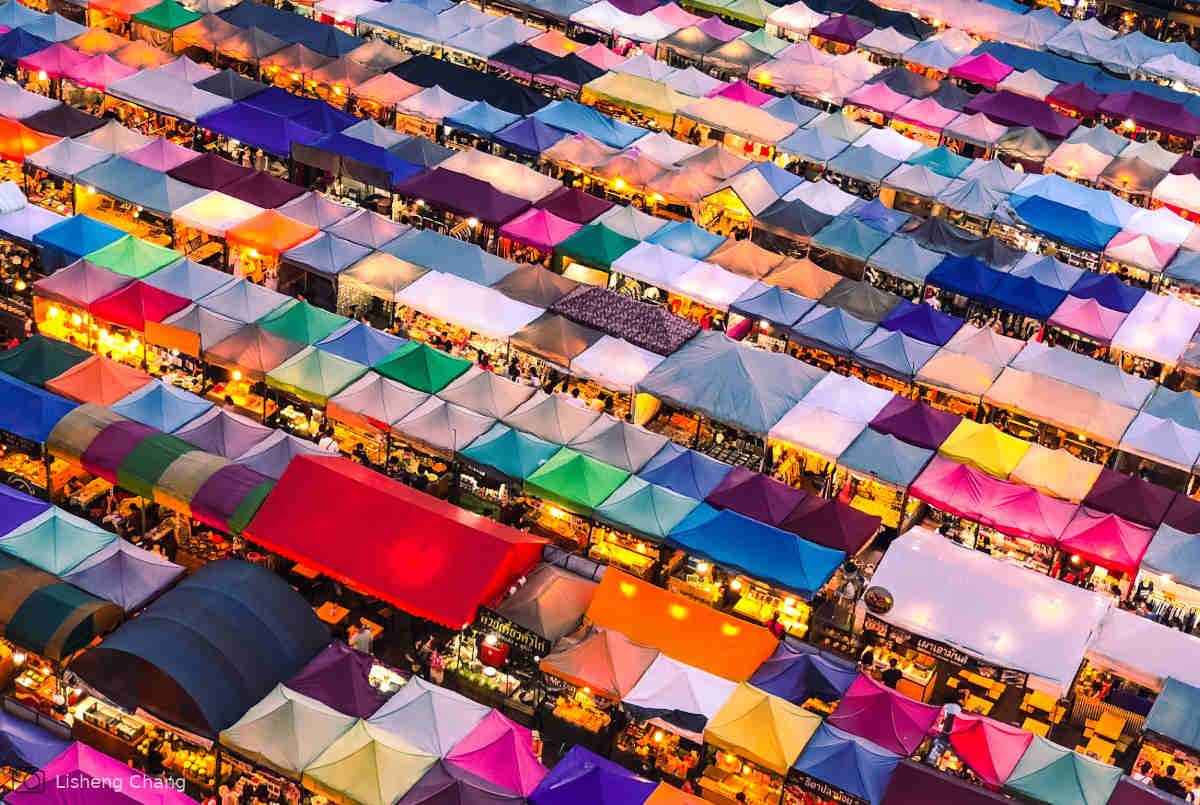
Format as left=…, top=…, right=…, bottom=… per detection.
left=837, top=428, right=932, bottom=488
left=778, top=127, right=851, bottom=164
left=282, top=232, right=371, bottom=277
left=852, top=329, right=939, bottom=380
left=0, top=508, right=115, bottom=575
left=731, top=282, right=815, bottom=327
left=789, top=304, right=876, bottom=356
left=141, top=258, right=235, bottom=301
left=645, top=220, right=725, bottom=259
left=75, top=157, right=207, bottom=216
left=61, top=540, right=184, bottom=611
left=594, top=476, right=700, bottom=540
left=111, top=379, right=214, bottom=433
left=461, top=422, right=558, bottom=480
left=367, top=676, right=490, bottom=756
left=866, top=236, right=941, bottom=284
left=316, top=322, right=407, bottom=367
left=532, top=100, right=646, bottom=148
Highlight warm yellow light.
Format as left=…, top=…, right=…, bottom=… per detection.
left=128, top=338, right=139, bottom=351
left=613, top=178, right=626, bottom=190
left=696, top=561, right=709, bottom=573
left=758, top=70, right=770, bottom=83
left=48, top=306, right=60, bottom=318
left=668, top=603, right=688, bottom=620
left=726, top=754, right=736, bottom=764
left=291, top=73, right=300, bottom=80
left=548, top=506, right=566, bottom=519
left=468, top=217, right=479, bottom=228
left=636, top=542, right=646, bottom=553
left=652, top=193, right=664, bottom=202
left=14, top=280, right=25, bottom=291
left=653, top=731, right=664, bottom=743
left=86, top=186, right=95, bottom=195
left=742, top=766, right=751, bottom=775
left=232, top=370, right=242, bottom=381
left=247, top=248, right=260, bottom=258
left=484, top=633, right=498, bottom=646
left=71, top=313, right=82, bottom=326
left=1071, top=554, right=1081, bottom=563
left=582, top=686, right=590, bottom=694
left=721, top=623, right=741, bottom=637
left=38, top=71, right=47, bottom=81
left=98, top=328, right=108, bottom=338
left=730, top=579, right=742, bottom=591
left=619, top=581, right=636, bottom=597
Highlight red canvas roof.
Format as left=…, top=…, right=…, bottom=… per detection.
left=45, top=354, right=152, bottom=405
left=1057, top=506, right=1154, bottom=575
left=244, top=455, right=545, bottom=627
left=89, top=280, right=190, bottom=331
left=948, top=713, right=1033, bottom=786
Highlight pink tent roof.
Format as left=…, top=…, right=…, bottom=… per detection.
left=697, top=14, right=742, bottom=41
left=706, top=80, right=773, bottom=107
left=7, top=743, right=194, bottom=805
left=909, top=456, right=1076, bottom=546
left=65, top=53, right=137, bottom=90
left=577, top=43, right=627, bottom=69
left=445, top=711, right=549, bottom=796
left=124, top=137, right=198, bottom=172
left=653, top=2, right=702, bottom=27
left=1057, top=506, right=1154, bottom=575
left=894, top=97, right=959, bottom=131
left=826, top=674, right=941, bottom=755
left=89, top=280, right=190, bottom=332
left=948, top=714, right=1034, bottom=787
left=949, top=53, right=1014, bottom=88
left=18, top=43, right=87, bottom=80
left=1048, top=296, right=1126, bottom=344
left=1104, top=231, right=1177, bottom=272
left=846, top=81, right=910, bottom=115
left=499, top=208, right=581, bottom=252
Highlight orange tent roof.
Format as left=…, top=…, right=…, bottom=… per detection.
left=69, top=26, right=129, bottom=55
left=226, top=210, right=318, bottom=257
left=89, top=0, right=158, bottom=20
left=645, top=783, right=707, bottom=805
left=114, top=40, right=173, bottom=69
left=585, top=570, right=778, bottom=682
left=0, top=117, right=59, bottom=162
left=45, top=354, right=153, bottom=406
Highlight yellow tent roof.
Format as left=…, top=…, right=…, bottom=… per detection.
left=702, top=683, right=820, bottom=775
left=937, top=418, right=1031, bottom=479
left=582, top=71, right=689, bottom=118
left=1009, top=443, right=1103, bottom=503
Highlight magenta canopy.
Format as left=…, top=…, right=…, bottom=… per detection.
left=7, top=743, right=194, bottom=805
left=706, top=80, right=773, bottom=107
left=1048, top=296, right=1125, bottom=343
left=498, top=208, right=581, bottom=253
left=446, top=711, right=549, bottom=796
left=949, top=53, right=1014, bottom=88
left=846, top=81, right=910, bottom=115
left=947, top=713, right=1033, bottom=787
left=1057, top=506, right=1155, bottom=575
left=826, top=674, right=941, bottom=756
left=812, top=15, right=873, bottom=45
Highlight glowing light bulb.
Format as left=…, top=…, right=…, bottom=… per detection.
left=484, top=634, right=498, bottom=646
left=232, top=370, right=242, bottom=381
left=613, top=177, right=626, bottom=190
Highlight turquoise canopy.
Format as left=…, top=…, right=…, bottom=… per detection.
left=594, top=476, right=700, bottom=540
left=0, top=509, right=116, bottom=576
left=461, top=423, right=559, bottom=480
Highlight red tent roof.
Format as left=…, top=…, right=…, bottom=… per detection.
left=244, top=455, right=546, bottom=627
left=45, top=354, right=152, bottom=405
left=89, top=280, right=190, bottom=332
left=1057, top=506, right=1155, bottom=575
left=948, top=713, right=1033, bottom=787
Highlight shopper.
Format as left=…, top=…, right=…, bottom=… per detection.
left=881, top=658, right=903, bottom=689
left=1154, top=766, right=1187, bottom=797
left=350, top=624, right=373, bottom=655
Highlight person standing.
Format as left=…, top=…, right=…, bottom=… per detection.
left=350, top=623, right=373, bottom=655
left=881, top=658, right=903, bottom=689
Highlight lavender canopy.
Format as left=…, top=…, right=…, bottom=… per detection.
left=285, top=640, right=389, bottom=718
left=173, top=408, right=273, bottom=458
left=868, top=396, right=960, bottom=450
left=0, top=710, right=69, bottom=770
left=399, top=761, right=525, bottom=805
left=0, top=485, right=50, bottom=541
left=61, top=541, right=184, bottom=612
left=750, top=642, right=859, bottom=704
left=529, top=746, right=655, bottom=805
left=233, top=431, right=326, bottom=480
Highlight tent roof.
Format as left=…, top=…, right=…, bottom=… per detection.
left=749, top=641, right=857, bottom=705
left=444, top=713, right=548, bottom=796
left=89, top=280, right=189, bottom=332
left=491, top=264, right=580, bottom=308
left=492, top=562, right=597, bottom=642
left=219, top=683, right=357, bottom=777
left=637, top=442, right=732, bottom=500
left=551, top=286, right=700, bottom=356
left=266, top=346, right=367, bottom=406
left=396, top=272, right=541, bottom=341
left=75, top=156, right=206, bottom=216
left=302, top=720, right=436, bottom=805
left=789, top=304, right=875, bottom=356
left=704, top=682, right=820, bottom=775
left=198, top=277, right=289, bottom=324
left=837, top=429, right=932, bottom=489
left=947, top=714, right=1033, bottom=787
left=792, top=722, right=900, bottom=805
left=1145, top=677, right=1200, bottom=753
left=110, top=379, right=213, bottom=433
left=391, top=397, right=496, bottom=456
left=525, top=447, right=629, bottom=514
left=540, top=625, right=659, bottom=699
left=369, top=675, right=490, bottom=756
left=327, top=372, right=427, bottom=434
left=826, top=673, right=943, bottom=757
left=595, top=476, right=700, bottom=540
left=376, top=341, right=471, bottom=394
left=1058, top=506, right=1154, bottom=576
left=461, top=423, right=558, bottom=482
left=530, top=746, right=655, bottom=805
left=1088, top=606, right=1200, bottom=690
left=0, top=372, right=76, bottom=447
left=0, top=508, right=114, bottom=575
left=938, top=418, right=1031, bottom=478
left=1006, top=735, right=1122, bottom=805
left=45, top=355, right=152, bottom=406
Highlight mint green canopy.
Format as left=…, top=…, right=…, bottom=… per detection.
left=266, top=347, right=368, bottom=406
left=0, top=508, right=116, bottom=575
left=1005, top=735, right=1121, bottom=805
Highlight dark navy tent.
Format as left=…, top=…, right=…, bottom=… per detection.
left=392, top=55, right=550, bottom=115
left=972, top=41, right=1101, bottom=87
left=294, top=132, right=422, bottom=188
left=927, top=255, right=1004, bottom=298
left=749, top=641, right=858, bottom=704
left=792, top=723, right=901, bottom=805
left=494, top=117, right=567, bottom=155
left=668, top=504, right=845, bottom=599
left=0, top=29, right=50, bottom=61
left=490, top=42, right=558, bottom=77
left=1070, top=271, right=1145, bottom=313
left=636, top=442, right=733, bottom=500
left=880, top=300, right=963, bottom=346
left=0, top=710, right=69, bottom=770
left=731, top=282, right=815, bottom=328
left=755, top=199, right=833, bottom=240
left=789, top=304, right=875, bottom=356
left=984, top=273, right=1066, bottom=319
left=535, top=53, right=605, bottom=88
left=243, top=87, right=358, bottom=133
left=69, top=560, right=328, bottom=735
left=0, top=370, right=77, bottom=444
left=1145, top=677, right=1200, bottom=753
left=1012, top=195, right=1121, bottom=251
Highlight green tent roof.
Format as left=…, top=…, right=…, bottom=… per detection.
left=301, top=721, right=436, bottom=805
left=228, top=480, right=274, bottom=536
left=256, top=300, right=350, bottom=346
left=85, top=236, right=183, bottom=280
left=266, top=347, right=368, bottom=406
left=594, top=476, right=700, bottom=540
left=0, top=552, right=121, bottom=661
left=721, top=0, right=779, bottom=25
left=0, top=509, right=115, bottom=576
left=524, top=447, right=630, bottom=515
left=374, top=341, right=470, bottom=393
left=1006, top=735, right=1121, bottom=805
left=116, top=432, right=197, bottom=501
left=554, top=224, right=638, bottom=271
left=131, top=0, right=202, bottom=30
left=0, top=334, right=91, bottom=386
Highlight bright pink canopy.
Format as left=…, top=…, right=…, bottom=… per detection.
left=949, top=53, right=1014, bottom=88
left=1048, top=296, right=1126, bottom=344
left=1057, top=506, right=1154, bottom=575
left=446, top=711, right=549, bottom=796
left=909, top=456, right=1077, bottom=546
left=948, top=713, right=1033, bottom=787
left=826, top=674, right=941, bottom=756
left=894, top=97, right=959, bottom=131
left=652, top=2, right=702, bottom=27
left=65, top=53, right=136, bottom=90
left=707, top=80, right=773, bottom=107
left=846, top=81, right=910, bottom=114
left=18, top=43, right=87, bottom=80
left=498, top=208, right=582, bottom=253
left=7, top=743, right=194, bottom=805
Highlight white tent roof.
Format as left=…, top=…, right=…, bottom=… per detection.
left=618, top=52, right=679, bottom=82
left=599, top=203, right=669, bottom=240
left=1124, top=207, right=1195, bottom=247
left=1104, top=233, right=1172, bottom=273
left=106, top=69, right=230, bottom=122
left=173, top=191, right=265, bottom=237
left=712, top=170, right=780, bottom=216
left=1045, top=141, right=1112, bottom=183
left=944, top=112, right=1009, bottom=147
left=856, top=26, right=916, bottom=58
left=869, top=527, right=1111, bottom=694
left=1111, top=292, right=1200, bottom=365
left=611, top=241, right=698, bottom=288
left=568, top=335, right=665, bottom=394
left=983, top=368, right=1136, bottom=447
left=1118, top=411, right=1200, bottom=471
left=313, top=0, right=385, bottom=23
left=800, top=371, right=893, bottom=423
left=393, top=396, right=496, bottom=453
left=1142, top=53, right=1200, bottom=88
left=783, top=179, right=858, bottom=215
left=766, top=1, right=825, bottom=34
left=1119, top=139, right=1181, bottom=173
left=1152, top=172, right=1200, bottom=215
left=220, top=685, right=356, bottom=777
left=445, top=16, right=538, bottom=58
left=768, top=402, right=866, bottom=459
left=155, top=56, right=217, bottom=83
left=765, top=62, right=861, bottom=105
left=396, top=272, right=543, bottom=340
left=439, top=148, right=559, bottom=202
left=614, top=12, right=680, bottom=42
left=25, top=138, right=111, bottom=180
left=0, top=83, right=59, bottom=118
left=570, top=0, right=634, bottom=33
left=834, top=51, right=884, bottom=83
left=1010, top=340, right=1155, bottom=409
left=1086, top=607, right=1200, bottom=689
left=932, top=26, right=980, bottom=54
left=396, top=86, right=469, bottom=123
left=622, top=654, right=737, bottom=743
left=678, top=96, right=799, bottom=144
left=668, top=261, right=757, bottom=311
left=663, top=66, right=725, bottom=97
left=775, top=40, right=834, bottom=65
left=997, top=68, right=1058, bottom=101
left=630, top=130, right=703, bottom=167
left=854, top=126, right=924, bottom=161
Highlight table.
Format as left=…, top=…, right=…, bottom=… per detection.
left=1021, top=717, right=1050, bottom=737
left=1026, top=689, right=1057, bottom=713
left=1082, top=736, right=1114, bottom=763
left=960, top=670, right=1006, bottom=699
left=360, top=618, right=383, bottom=639
left=965, top=695, right=994, bottom=716
left=1093, top=712, right=1125, bottom=741
left=315, top=602, right=349, bottom=625
left=292, top=563, right=320, bottom=580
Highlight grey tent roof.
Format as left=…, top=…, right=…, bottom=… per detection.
left=828, top=145, right=901, bottom=183
left=819, top=278, right=902, bottom=323
left=501, top=390, right=600, bottom=443
left=326, top=209, right=409, bottom=249
left=936, top=177, right=1008, bottom=217
left=157, top=304, right=245, bottom=352
left=173, top=406, right=274, bottom=457
left=867, top=235, right=942, bottom=284
left=282, top=232, right=371, bottom=277
left=566, top=416, right=669, bottom=472
left=435, top=365, right=536, bottom=418
left=493, top=563, right=597, bottom=641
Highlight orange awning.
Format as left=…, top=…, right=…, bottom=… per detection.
left=45, top=354, right=153, bottom=405
left=0, top=117, right=59, bottom=162
left=226, top=210, right=318, bottom=257
left=69, top=26, right=129, bottom=55
left=585, top=570, right=778, bottom=682
left=89, top=0, right=158, bottom=20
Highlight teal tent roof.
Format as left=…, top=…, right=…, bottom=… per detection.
left=836, top=429, right=932, bottom=488
left=866, top=236, right=942, bottom=284
left=0, top=509, right=116, bottom=575
left=1006, top=735, right=1121, bottom=805
left=460, top=422, right=558, bottom=480
left=594, top=476, right=700, bottom=540
left=908, top=145, right=972, bottom=178
left=1145, top=677, right=1200, bottom=753
left=731, top=282, right=815, bottom=327
left=111, top=379, right=214, bottom=433
left=812, top=217, right=890, bottom=261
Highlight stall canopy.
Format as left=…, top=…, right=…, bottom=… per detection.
left=203, top=325, right=305, bottom=381
left=60, top=540, right=183, bottom=612
left=826, top=674, right=940, bottom=756
left=509, top=313, right=602, bottom=368
left=1081, top=468, right=1174, bottom=528
left=705, top=465, right=807, bottom=526
left=245, top=456, right=544, bottom=627
left=444, top=712, right=547, bottom=797
left=0, top=710, right=69, bottom=771
left=703, top=682, right=820, bottom=775
left=948, top=713, right=1033, bottom=787
left=45, top=355, right=152, bottom=406
left=1006, top=735, right=1122, bottom=805
left=257, top=299, right=349, bottom=346
left=540, top=626, right=659, bottom=699
left=938, top=419, right=1031, bottom=478
left=110, top=379, right=212, bottom=433
left=0, top=333, right=90, bottom=388
left=568, top=417, right=668, bottom=473
left=880, top=760, right=1014, bottom=805
left=369, top=675, right=490, bottom=756
left=1144, top=677, right=1200, bottom=753
left=749, top=642, right=858, bottom=704
left=792, top=723, right=900, bottom=805
left=302, top=721, right=436, bottom=805
left=1087, top=606, right=1200, bottom=689
left=219, top=684, right=356, bottom=777
left=492, top=562, right=597, bottom=643
left=286, top=640, right=388, bottom=719
left=32, top=215, right=127, bottom=272
left=89, top=280, right=189, bottom=332
left=524, top=447, right=629, bottom=514
left=637, top=442, right=732, bottom=500
left=529, top=747, right=655, bottom=805
left=622, top=653, right=734, bottom=739
left=6, top=743, right=195, bottom=805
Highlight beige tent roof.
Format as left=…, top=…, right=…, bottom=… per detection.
left=1009, top=442, right=1103, bottom=502
left=678, top=96, right=798, bottom=144
left=582, top=71, right=689, bottom=118
left=916, top=349, right=1004, bottom=400
left=983, top=367, right=1137, bottom=446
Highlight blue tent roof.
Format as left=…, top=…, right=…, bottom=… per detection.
left=461, top=422, right=558, bottom=480
left=1142, top=523, right=1200, bottom=590
left=199, top=103, right=325, bottom=158
left=837, top=428, right=932, bottom=488
left=110, top=380, right=213, bottom=433
left=828, top=145, right=901, bottom=183
left=750, top=641, right=858, bottom=704
left=0, top=371, right=76, bottom=444
left=0, top=483, right=50, bottom=539
left=531, top=746, right=655, bottom=805
left=973, top=41, right=1101, bottom=85
left=0, top=709, right=69, bottom=770
left=1145, top=386, right=1200, bottom=431
left=777, top=126, right=850, bottom=164
left=19, top=12, right=86, bottom=43
left=141, top=258, right=234, bottom=301
left=494, top=117, right=568, bottom=155
left=32, top=214, right=126, bottom=272
left=445, top=100, right=521, bottom=137
left=789, top=304, right=875, bottom=356
left=0, top=28, right=49, bottom=60
left=763, top=95, right=821, bottom=127
left=1167, top=249, right=1200, bottom=286
left=316, top=322, right=407, bottom=367
left=866, top=236, right=941, bottom=285
left=853, top=329, right=939, bottom=380
left=636, top=442, right=733, bottom=500
left=731, top=282, right=815, bottom=327
left=792, top=723, right=901, bottom=805
left=1069, top=271, right=1145, bottom=313
left=637, top=330, right=826, bottom=435
left=740, top=162, right=804, bottom=197
left=1012, top=195, right=1121, bottom=251
left=594, top=476, right=700, bottom=540
left=985, top=273, right=1066, bottom=319
left=1009, top=253, right=1085, bottom=291
left=71, top=559, right=328, bottom=735
left=282, top=232, right=371, bottom=277
left=851, top=199, right=910, bottom=234
left=927, top=255, right=1004, bottom=298
left=241, top=87, right=358, bottom=132
left=645, top=219, right=725, bottom=259
left=384, top=227, right=481, bottom=270
left=532, top=100, right=646, bottom=148
left=0, top=509, right=115, bottom=575
left=880, top=300, right=963, bottom=346
left=812, top=217, right=889, bottom=260
left=75, top=157, right=206, bottom=216
left=304, top=133, right=423, bottom=187
left=1145, top=677, right=1200, bottom=753
left=908, top=146, right=973, bottom=178
left=668, top=504, right=845, bottom=598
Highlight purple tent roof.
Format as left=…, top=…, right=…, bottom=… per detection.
left=173, top=407, right=273, bottom=458
left=1047, top=81, right=1104, bottom=116
left=608, top=0, right=664, bottom=14
left=529, top=746, right=655, bottom=805
left=869, top=396, right=960, bottom=450
left=812, top=15, right=873, bottom=45
left=880, top=300, right=963, bottom=346
left=189, top=462, right=273, bottom=536
left=696, top=14, right=743, bottom=41
left=396, top=168, right=531, bottom=227
left=166, top=151, right=255, bottom=190
left=221, top=171, right=307, bottom=210
left=534, top=186, right=614, bottom=224
left=779, top=496, right=882, bottom=555
left=284, top=640, right=389, bottom=718
left=965, top=90, right=1079, bottom=139
left=32, top=259, right=131, bottom=307
left=1098, top=91, right=1200, bottom=139
left=881, top=760, right=1012, bottom=805
left=0, top=485, right=50, bottom=540
left=705, top=466, right=808, bottom=526
left=61, top=541, right=185, bottom=612
left=1081, top=468, right=1175, bottom=528
left=0, top=710, right=70, bottom=770
left=80, top=420, right=157, bottom=481
left=399, top=761, right=525, bottom=805
left=7, top=743, right=194, bottom=805
left=1105, top=778, right=1189, bottom=805
left=749, top=642, right=858, bottom=704
left=827, top=675, right=941, bottom=756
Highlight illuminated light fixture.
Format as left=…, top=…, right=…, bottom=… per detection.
left=1123, top=118, right=1135, bottom=130
left=14, top=280, right=25, bottom=291
left=582, top=686, right=591, bottom=694
left=653, top=731, right=664, bottom=743
left=721, top=623, right=740, bottom=636
left=619, top=581, right=637, bottom=596
left=669, top=604, right=688, bottom=620
left=742, top=766, right=751, bottom=775
left=613, top=178, right=626, bottom=190
left=12, top=653, right=25, bottom=665
left=86, top=186, right=95, bottom=195
left=652, top=193, right=664, bottom=202
left=48, top=306, right=60, bottom=318
left=468, top=217, right=479, bottom=228
left=484, top=634, right=498, bottom=646
left=128, top=339, right=139, bottom=351
left=248, top=248, right=260, bottom=259
left=758, top=71, right=770, bottom=83
left=730, top=579, right=742, bottom=591
left=483, top=666, right=497, bottom=677
left=291, top=73, right=300, bottom=80
left=98, top=329, right=108, bottom=338
left=38, top=71, right=47, bottom=81
left=71, top=313, right=82, bottom=326
left=696, top=561, right=709, bottom=573
left=1070, top=554, right=1081, bottom=564
left=232, top=370, right=242, bottom=381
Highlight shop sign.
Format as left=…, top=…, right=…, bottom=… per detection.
left=863, top=586, right=893, bottom=614
left=476, top=609, right=552, bottom=657
left=864, top=615, right=1029, bottom=688
left=0, top=428, right=42, bottom=459
left=786, top=774, right=868, bottom=805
